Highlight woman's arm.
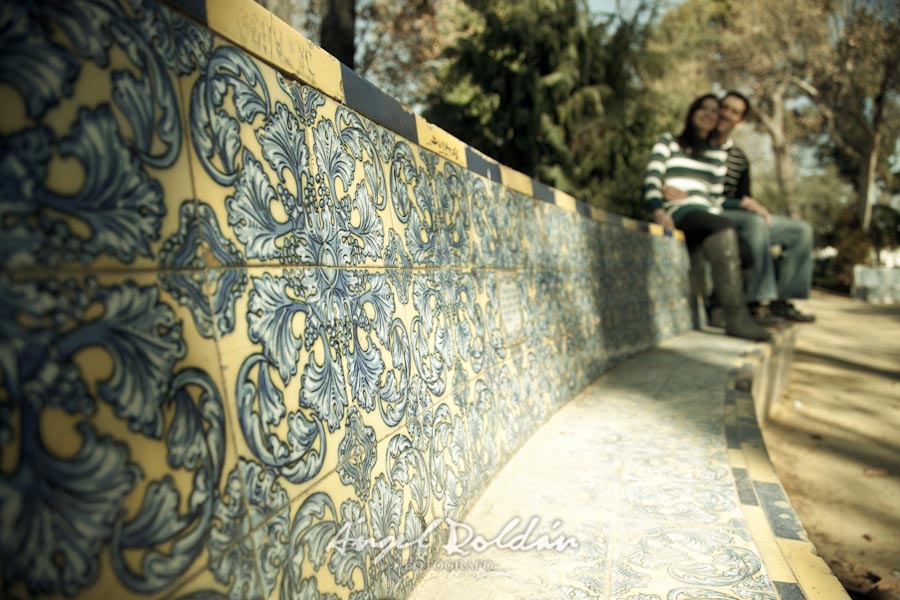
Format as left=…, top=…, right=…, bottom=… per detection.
left=643, top=136, right=671, bottom=214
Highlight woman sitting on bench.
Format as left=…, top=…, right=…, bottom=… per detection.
left=643, top=94, right=770, bottom=342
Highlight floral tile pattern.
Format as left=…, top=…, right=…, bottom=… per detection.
left=613, top=525, right=776, bottom=600
left=0, top=270, right=233, bottom=598
left=0, top=0, right=201, bottom=273
left=0, top=0, right=695, bottom=598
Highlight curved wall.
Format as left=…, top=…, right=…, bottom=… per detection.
left=0, top=1, right=692, bottom=597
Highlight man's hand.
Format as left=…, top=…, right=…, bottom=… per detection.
left=652, top=208, right=675, bottom=230
left=739, top=196, right=771, bottom=225
left=663, top=185, right=688, bottom=203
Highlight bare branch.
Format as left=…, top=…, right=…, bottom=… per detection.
left=791, top=76, right=865, bottom=162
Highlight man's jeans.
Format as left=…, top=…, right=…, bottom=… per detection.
left=722, top=210, right=813, bottom=302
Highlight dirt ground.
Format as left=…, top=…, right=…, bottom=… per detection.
left=760, top=290, right=900, bottom=599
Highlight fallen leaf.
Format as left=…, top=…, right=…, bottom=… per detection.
left=864, top=468, right=889, bottom=477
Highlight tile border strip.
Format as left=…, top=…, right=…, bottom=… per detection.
left=465, top=146, right=502, bottom=183
left=160, top=0, right=684, bottom=238
left=532, top=178, right=557, bottom=204
left=167, top=0, right=206, bottom=22
left=723, top=330, right=850, bottom=600
left=341, top=64, right=418, bottom=143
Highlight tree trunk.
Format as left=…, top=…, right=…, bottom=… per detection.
left=771, top=137, right=799, bottom=217
left=756, top=86, right=800, bottom=217
left=321, top=0, right=355, bottom=69
left=859, top=131, right=881, bottom=233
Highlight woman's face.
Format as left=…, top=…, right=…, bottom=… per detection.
left=692, top=98, right=720, bottom=136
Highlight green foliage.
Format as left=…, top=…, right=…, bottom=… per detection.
left=753, top=165, right=854, bottom=244
left=870, top=203, right=900, bottom=252
left=258, top=0, right=454, bottom=106
left=803, top=2, right=900, bottom=225
left=423, top=0, right=665, bottom=216
left=643, top=0, right=725, bottom=126
left=829, top=207, right=874, bottom=289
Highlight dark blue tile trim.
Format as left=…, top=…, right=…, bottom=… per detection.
left=464, top=147, right=501, bottom=182
left=605, top=213, right=623, bottom=226
left=341, top=65, right=417, bottom=144
left=636, top=221, right=650, bottom=233
left=739, top=418, right=764, bottom=445
left=532, top=179, right=555, bottom=204
left=774, top=581, right=807, bottom=600
left=740, top=418, right=762, bottom=433
left=728, top=364, right=754, bottom=378
left=755, top=481, right=805, bottom=540
left=663, top=228, right=674, bottom=237
left=166, top=0, right=207, bottom=23
left=732, top=467, right=758, bottom=505
left=576, top=202, right=591, bottom=217
left=725, top=425, right=741, bottom=450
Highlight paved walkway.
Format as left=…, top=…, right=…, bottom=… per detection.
left=761, top=291, right=900, bottom=599
left=410, top=330, right=844, bottom=599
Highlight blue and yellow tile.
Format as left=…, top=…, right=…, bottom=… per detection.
left=0, top=0, right=200, bottom=273
left=211, top=264, right=408, bottom=517
left=174, top=31, right=396, bottom=272
left=0, top=268, right=235, bottom=598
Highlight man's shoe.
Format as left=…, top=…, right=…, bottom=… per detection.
left=770, top=301, right=816, bottom=323
left=750, top=304, right=784, bottom=327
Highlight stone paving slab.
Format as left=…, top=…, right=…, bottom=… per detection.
left=409, top=330, right=848, bottom=600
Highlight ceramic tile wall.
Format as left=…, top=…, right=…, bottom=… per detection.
left=0, top=1, right=692, bottom=598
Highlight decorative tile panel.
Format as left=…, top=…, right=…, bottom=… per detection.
left=0, top=0, right=694, bottom=598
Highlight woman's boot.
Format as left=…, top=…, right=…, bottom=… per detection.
left=701, top=228, right=772, bottom=342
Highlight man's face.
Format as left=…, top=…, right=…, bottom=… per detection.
left=717, top=95, right=747, bottom=136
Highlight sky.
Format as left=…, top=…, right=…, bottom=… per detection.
left=587, top=0, right=684, bottom=20
left=587, top=0, right=633, bottom=15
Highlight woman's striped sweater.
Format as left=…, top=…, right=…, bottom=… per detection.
left=643, top=133, right=728, bottom=223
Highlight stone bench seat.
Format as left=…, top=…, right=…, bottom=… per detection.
left=409, top=330, right=848, bottom=600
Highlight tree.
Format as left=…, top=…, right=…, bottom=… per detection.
left=254, top=0, right=324, bottom=51
left=712, top=0, right=832, bottom=218
left=794, top=0, right=900, bottom=231
left=355, top=1, right=461, bottom=107
left=643, top=0, right=725, bottom=130
left=424, top=0, right=665, bottom=216
left=321, top=0, right=356, bottom=68
left=256, top=0, right=460, bottom=106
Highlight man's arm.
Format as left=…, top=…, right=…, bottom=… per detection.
left=734, top=157, right=751, bottom=199
left=738, top=196, right=771, bottom=225
left=722, top=146, right=750, bottom=210
left=723, top=146, right=770, bottom=224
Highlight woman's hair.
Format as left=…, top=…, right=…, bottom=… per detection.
left=676, top=93, right=719, bottom=158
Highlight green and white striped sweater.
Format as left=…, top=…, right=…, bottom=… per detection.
left=643, top=133, right=728, bottom=224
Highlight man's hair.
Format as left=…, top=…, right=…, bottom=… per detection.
left=722, top=90, right=751, bottom=119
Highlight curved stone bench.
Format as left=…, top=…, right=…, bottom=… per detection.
left=409, top=328, right=849, bottom=600
left=0, top=1, right=844, bottom=599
